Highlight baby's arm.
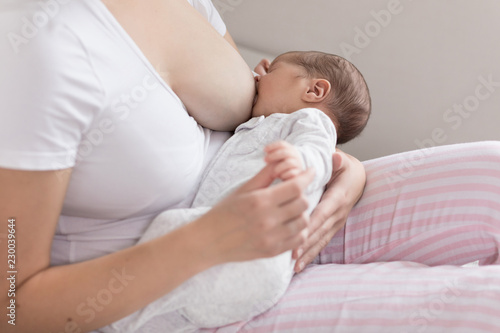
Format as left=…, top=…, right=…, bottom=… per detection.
left=274, top=108, right=337, bottom=193
left=265, top=140, right=304, bottom=181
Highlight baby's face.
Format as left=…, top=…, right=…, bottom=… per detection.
left=252, top=60, right=309, bottom=118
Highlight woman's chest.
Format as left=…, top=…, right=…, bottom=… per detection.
left=62, top=40, right=207, bottom=219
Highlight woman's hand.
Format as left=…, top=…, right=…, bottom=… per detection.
left=200, top=163, right=315, bottom=265
left=292, top=149, right=367, bottom=272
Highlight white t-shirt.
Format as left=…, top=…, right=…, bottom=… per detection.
left=0, top=0, right=231, bottom=265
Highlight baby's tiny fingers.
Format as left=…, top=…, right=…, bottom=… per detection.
left=270, top=168, right=315, bottom=206
left=265, top=149, right=292, bottom=164
left=264, top=140, right=289, bottom=152
left=280, top=169, right=301, bottom=180
left=274, top=158, right=302, bottom=173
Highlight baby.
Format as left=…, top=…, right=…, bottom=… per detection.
left=101, top=51, right=371, bottom=333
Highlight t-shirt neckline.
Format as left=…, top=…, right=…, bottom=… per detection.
left=90, top=0, right=184, bottom=107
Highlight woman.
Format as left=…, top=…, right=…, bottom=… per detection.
left=0, top=0, right=363, bottom=332
left=1, top=1, right=499, bottom=332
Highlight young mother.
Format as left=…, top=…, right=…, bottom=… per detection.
left=1, top=1, right=499, bottom=332
left=0, top=0, right=363, bottom=331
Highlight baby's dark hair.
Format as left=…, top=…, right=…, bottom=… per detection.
left=277, top=51, right=371, bottom=144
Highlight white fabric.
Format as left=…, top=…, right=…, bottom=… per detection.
left=0, top=0, right=229, bottom=266
left=101, top=108, right=337, bottom=332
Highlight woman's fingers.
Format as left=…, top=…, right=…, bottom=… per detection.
left=214, top=164, right=315, bottom=262
left=293, top=210, right=346, bottom=272
left=255, top=171, right=311, bottom=237
left=270, top=168, right=315, bottom=206
left=331, top=151, right=344, bottom=173
left=291, top=196, right=331, bottom=260
left=294, top=222, right=332, bottom=271
left=281, top=218, right=310, bottom=254
left=262, top=212, right=309, bottom=257
left=291, top=185, right=346, bottom=271
left=310, top=182, right=339, bottom=223
left=292, top=150, right=367, bottom=272
left=275, top=196, right=309, bottom=230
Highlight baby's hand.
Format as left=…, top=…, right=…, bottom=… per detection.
left=254, top=58, right=271, bottom=76
left=264, top=141, right=303, bottom=181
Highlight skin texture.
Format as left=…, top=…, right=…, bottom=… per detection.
left=252, top=58, right=331, bottom=118
left=252, top=61, right=309, bottom=117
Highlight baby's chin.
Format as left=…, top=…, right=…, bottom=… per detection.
left=251, top=94, right=259, bottom=117
left=251, top=104, right=262, bottom=118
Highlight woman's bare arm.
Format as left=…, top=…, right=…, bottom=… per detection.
left=0, top=164, right=313, bottom=332
left=0, top=168, right=220, bottom=332
left=103, top=0, right=255, bottom=131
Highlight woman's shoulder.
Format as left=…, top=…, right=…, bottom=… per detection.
left=0, top=1, right=105, bottom=170
left=2, top=1, right=90, bottom=54
left=1, top=1, right=105, bottom=91
left=0, top=2, right=104, bottom=126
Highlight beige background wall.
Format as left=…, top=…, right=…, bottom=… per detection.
left=217, top=0, right=500, bottom=161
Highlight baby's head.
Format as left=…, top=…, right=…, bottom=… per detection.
left=252, top=51, right=371, bottom=144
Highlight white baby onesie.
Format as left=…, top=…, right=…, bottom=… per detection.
left=102, top=108, right=336, bottom=332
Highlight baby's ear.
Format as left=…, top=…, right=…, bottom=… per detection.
left=314, top=79, right=331, bottom=98
left=305, top=79, right=331, bottom=102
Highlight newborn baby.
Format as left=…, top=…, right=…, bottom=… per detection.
left=101, top=51, right=371, bottom=332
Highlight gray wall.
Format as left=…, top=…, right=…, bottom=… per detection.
left=219, top=0, right=500, bottom=161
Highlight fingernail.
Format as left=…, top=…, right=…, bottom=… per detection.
left=298, top=262, right=305, bottom=271
left=297, top=248, right=303, bottom=258
left=301, top=229, right=309, bottom=239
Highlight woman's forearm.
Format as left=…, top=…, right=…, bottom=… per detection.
left=6, top=217, right=217, bottom=333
